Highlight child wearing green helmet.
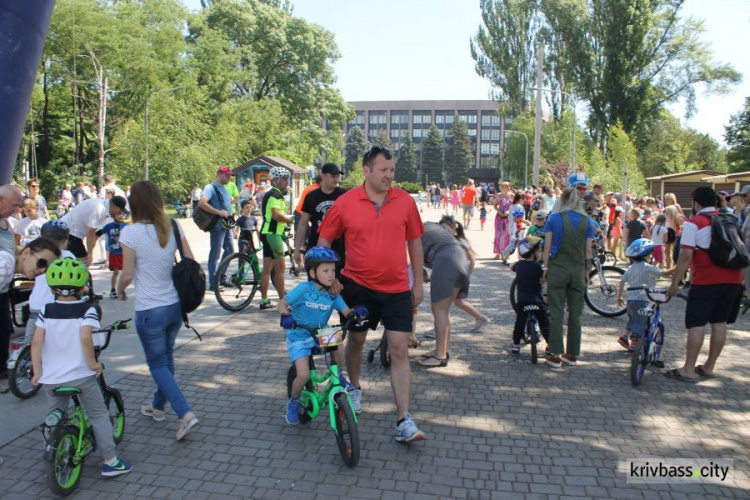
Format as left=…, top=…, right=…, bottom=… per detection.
left=30, top=257, right=132, bottom=477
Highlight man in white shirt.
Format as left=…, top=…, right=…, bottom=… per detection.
left=61, top=196, right=127, bottom=266
left=98, top=174, right=126, bottom=200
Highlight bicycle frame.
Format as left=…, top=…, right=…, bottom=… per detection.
left=43, top=389, right=96, bottom=465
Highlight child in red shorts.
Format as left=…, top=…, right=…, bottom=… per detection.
left=96, top=210, right=128, bottom=298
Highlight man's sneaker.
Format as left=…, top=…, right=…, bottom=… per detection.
left=471, top=316, right=490, bottom=332
left=286, top=397, right=300, bottom=426
left=395, top=413, right=425, bottom=443
left=510, top=345, right=520, bottom=357
left=346, top=385, right=362, bottom=414
left=109, top=290, right=117, bottom=299
left=259, top=299, right=275, bottom=310
left=102, top=457, right=132, bottom=477
left=562, top=354, right=577, bottom=366
left=617, top=334, right=629, bottom=350
left=546, top=354, right=562, bottom=368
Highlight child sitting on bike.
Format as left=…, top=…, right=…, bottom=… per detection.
left=509, top=236, right=550, bottom=357
left=234, top=199, right=258, bottom=254
left=30, top=257, right=132, bottom=477
left=26, top=221, right=76, bottom=343
left=616, top=239, right=673, bottom=353
left=278, top=246, right=367, bottom=426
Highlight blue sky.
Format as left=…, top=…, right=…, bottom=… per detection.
left=184, top=0, right=750, bottom=146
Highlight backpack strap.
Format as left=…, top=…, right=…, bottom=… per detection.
left=170, top=219, right=202, bottom=341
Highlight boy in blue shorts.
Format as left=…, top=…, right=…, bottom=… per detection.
left=279, top=246, right=367, bottom=425
left=95, top=209, right=128, bottom=298
left=31, top=257, right=132, bottom=477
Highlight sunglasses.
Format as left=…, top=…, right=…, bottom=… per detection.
left=32, top=252, right=49, bottom=270
left=576, top=186, right=587, bottom=191
left=362, top=145, right=392, bottom=164
left=29, top=185, right=39, bottom=188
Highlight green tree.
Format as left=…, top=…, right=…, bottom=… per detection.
left=541, top=0, right=740, bottom=147
left=395, top=137, right=418, bottom=183
left=373, top=129, right=393, bottom=151
left=446, top=116, right=474, bottom=184
left=422, top=125, right=445, bottom=185
left=344, top=127, right=367, bottom=173
left=725, top=97, right=750, bottom=173
left=604, top=123, right=646, bottom=195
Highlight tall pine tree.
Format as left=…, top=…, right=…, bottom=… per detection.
left=344, top=126, right=367, bottom=173
left=446, top=116, right=474, bottom=184
left=395, top=137, right=418, bottom=183
left=422, top=125, right=445, bottom=185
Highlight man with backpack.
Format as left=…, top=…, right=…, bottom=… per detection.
left=198, top=166, right=234, bottom=291
left=666, top=186, right=748, bottom=382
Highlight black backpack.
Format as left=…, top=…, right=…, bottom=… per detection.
left=171, top=219, right=205, bottom=339
left=697, top=213, right=750, bottom=270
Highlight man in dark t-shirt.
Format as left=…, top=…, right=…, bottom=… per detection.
left=624, top=209, right=649, bottom=247
left=293, top=163, right=347, bottom=269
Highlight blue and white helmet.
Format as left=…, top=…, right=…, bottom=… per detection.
left=512, top=207, right=525, bottom=218
left=269, top=166, right=290, bottom=181
left=625, top=238, right=655, bottom=258
left=567, top=172, right=590, bottom=187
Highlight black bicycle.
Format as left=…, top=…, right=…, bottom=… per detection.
left=521, top=304, right=543, bottom=364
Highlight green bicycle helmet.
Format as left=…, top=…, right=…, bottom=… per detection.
left=46, top=257, right=89, bottom=296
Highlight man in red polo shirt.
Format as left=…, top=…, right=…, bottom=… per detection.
left=666, top=186, right=744, bottom=382
left=318, top=145, right=426, bottom=443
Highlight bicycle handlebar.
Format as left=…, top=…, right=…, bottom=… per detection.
left=627, top=287, right=688, bottom=303
left=94, top=318, right=131, bottom=352
left=296, top=315, right=363, bottom=349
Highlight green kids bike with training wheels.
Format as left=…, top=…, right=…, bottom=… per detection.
left=286, top=316, right=362, bottom=467
left=41, top=319, right=130, bottom=497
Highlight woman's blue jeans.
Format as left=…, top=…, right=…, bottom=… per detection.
left=135, top=302, right=190, bottom=419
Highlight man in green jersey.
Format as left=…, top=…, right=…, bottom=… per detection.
left=259, top=166, right=293, bottom=309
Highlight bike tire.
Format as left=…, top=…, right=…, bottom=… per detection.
left=214, top=253, right=259, bottom=312
left=333, top=392, right=360, bottom=467
left=286, top=362, right=314, bottom=424
left=9, top=345, right=41, bottom=399
left=46, top=425, right=82, bottom=497
left=527, top=319, right=538, bottom=364
left=379, top=334, right=390, bottom=368
left=103, top=388, right=126, bottom=444
left=630, top=337, right=648, bottom=386
left=585, top=266, right=627, bottom=317
left=510, top=278, right=519, bottom=313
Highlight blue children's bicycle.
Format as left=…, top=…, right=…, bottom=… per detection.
left=629, top=287, right=686, bottom=386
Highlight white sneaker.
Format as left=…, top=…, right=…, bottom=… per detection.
left=471, top=316, right=490, bottom=332
left=346, top=385, right=362, bottom=414
left=395, top=413, right=425, bottom=443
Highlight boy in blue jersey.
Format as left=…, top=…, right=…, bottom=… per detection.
left=279, top=246, right=367, bottom=425
left=95, top=209, right=128, bottom=298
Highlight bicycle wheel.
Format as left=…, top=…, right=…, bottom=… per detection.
left=46, top=425, right=82, bottom=497
left=215, top=253, right=259, bottom=312
left=509, top=278, right=519, bottom=313
left=526, top=318, right=538, bottom=364
left=585, top=266, right=626, bottom=317
left=333, top=392, right=360, bottom=467
left=630, top=337, right=649, bottom=386
left=103, top=388, right=125, bottom=444
left=286, top=363, right=314, bottom=424
left=9, top=345, right=41, bottom=399
left=379, top=334, right=390, bottom=368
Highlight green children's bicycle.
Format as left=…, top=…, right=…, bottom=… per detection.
left=42, top=319, right=130, bottom=497
left=286, top=317, right=361, bottom=467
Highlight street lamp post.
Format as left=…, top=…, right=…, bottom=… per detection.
left=504, top=130, right=529, bottom=188
left=531, top=87, right=576, bottom=173
left=145, top=86, right=187, bottom=180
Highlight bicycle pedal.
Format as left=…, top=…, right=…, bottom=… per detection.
left=651, top=360, right=665, bottom=368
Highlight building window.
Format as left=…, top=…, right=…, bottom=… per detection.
left=369, top=112, right=386, bottom=125
left=413, top=115, right=422, bottom=125
left=481, top=114, right=492, bottom=127
left=435, top=114, right=444, bottom=124
left=391, top=113, right=408, bottom=125
left=468, top=129, right=477, bottom=137
left=413, top=129, right=423, bottom=138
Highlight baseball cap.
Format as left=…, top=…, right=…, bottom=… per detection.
left=583, top=192, right=600, bottom=202
left=535, top=210, right=548, bottom=219
left=321, top=163, right=343, bottom=175
left=217, top=166, right=235, bottom=176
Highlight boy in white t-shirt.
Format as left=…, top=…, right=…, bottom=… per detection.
left=24, top=220, right=76, bottom=342
left=31, top=257, right=132, bottom=477
left=14, top=198, right=47, bottom=247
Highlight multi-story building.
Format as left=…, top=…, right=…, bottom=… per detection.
left=345, top=100, right=511, bottom=182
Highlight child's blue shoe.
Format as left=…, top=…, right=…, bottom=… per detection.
left=286, top=397, right=300, bottom=426
left=102, top=457, right=132, bottom=477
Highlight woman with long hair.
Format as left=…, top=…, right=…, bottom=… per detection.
left=542, top=187, right=595, bottom=368
left=450, top=184, right=460, bottom=216
left=493, top=182, right=512, bottom=260
left=117, top=180, right=199, bottom=441
left=663, top=193, right=685, bottom=268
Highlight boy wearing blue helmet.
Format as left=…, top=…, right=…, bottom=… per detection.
left=278, top=246, right=368, bottom=425
left=615, top=238, right=673, bottom=353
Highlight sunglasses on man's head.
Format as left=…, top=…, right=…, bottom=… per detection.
left=362, top=145, right=392, bottom=164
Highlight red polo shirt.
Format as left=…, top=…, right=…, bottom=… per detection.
left=319, top=184, right=424, bottom=293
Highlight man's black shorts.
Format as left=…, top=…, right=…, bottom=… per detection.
left=259, top=233, right=273, bottom=259
left=67, top=235, right=87, bottom=259
left=340, top=275, right=412, bottom=333
left=685, top=283, right=743, bottom=329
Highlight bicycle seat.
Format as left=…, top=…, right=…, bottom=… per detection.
left=523, top=305, right=540, bottom=312
left=53, top=387, right=81, bottom=395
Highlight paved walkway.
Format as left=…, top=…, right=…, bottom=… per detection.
left=1, top=203, right=749, bottom=499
